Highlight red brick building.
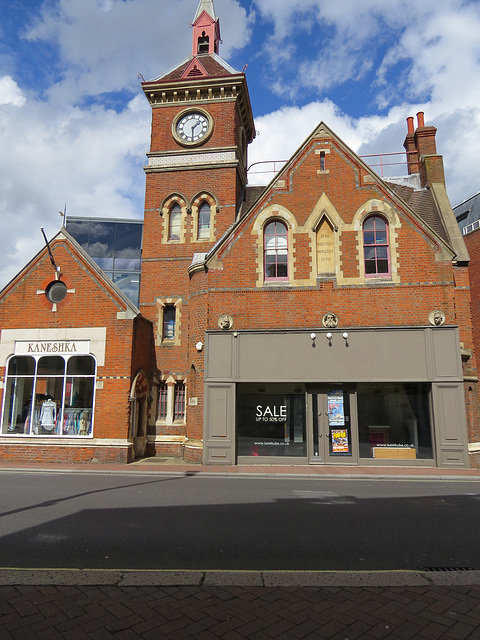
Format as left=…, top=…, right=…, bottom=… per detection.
left=1, top=0, right=478, bottom=467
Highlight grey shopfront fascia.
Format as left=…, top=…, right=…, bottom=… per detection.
left=203, top=326, right=469, bottom=468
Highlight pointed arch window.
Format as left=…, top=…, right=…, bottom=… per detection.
left=198, top=202, right=211, bottom=239
left=363, top=215, right=390, bottom=276
left=264, top=220, right=288, bottom=280
left=169, top=204, right=181, bottom=241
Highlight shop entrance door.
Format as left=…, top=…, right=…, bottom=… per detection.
left=309, top=386, right=357, bottom=464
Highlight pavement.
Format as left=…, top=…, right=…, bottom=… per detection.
left=1, top=459, right=480, bottom=638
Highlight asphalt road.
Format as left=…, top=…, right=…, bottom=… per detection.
left=1, top=471, right=479, bottom=572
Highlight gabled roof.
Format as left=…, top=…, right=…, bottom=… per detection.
left=0, top=227, right=140, bottom=317
left=201, top=121, right=457, bottom=268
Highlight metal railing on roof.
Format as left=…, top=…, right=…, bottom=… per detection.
left=247, top=151, right=415, bottom=180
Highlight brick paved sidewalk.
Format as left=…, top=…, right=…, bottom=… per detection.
left=1, top=583, right=480, bottom=639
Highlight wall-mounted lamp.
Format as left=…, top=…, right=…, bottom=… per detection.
left=343, top=332, right=349, bottom=340
left=310, top=333, right=316, bottom=340
left=326, top=332, right=333, bottom=340
left=195, top=341, right=203, bottom=352
left=233, top=332, right=238, bottom=338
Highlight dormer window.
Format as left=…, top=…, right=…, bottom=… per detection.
left=198, top=32, right=209, bottom=54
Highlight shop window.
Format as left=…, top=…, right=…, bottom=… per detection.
left=168, top=204, right=182, bottom=241
left=162, top=305, right=176, bottom=341
left=264, top=220, right=288, bottom=280
left=198, top=202, right=211, bottom=239
left=357, top=383, right=433, bottom=460
left=237, top=384, right=306, bottom=457
left=158, top=383, right=168, bottom=419
left=1, top=354, right=96, bottom=437
left=174, top=382, right=186, bottom=420
left=363, top=215, right=390, bottom=276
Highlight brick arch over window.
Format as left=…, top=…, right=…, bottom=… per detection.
left=161, top=195, right=187, bottom=244
left=190, top=192, right=217, bottom=243
left=252, top=205, right=298, bottom=287
left=352, top=200, right=401, bottom=283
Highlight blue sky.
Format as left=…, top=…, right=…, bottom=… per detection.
left=1, top=0, right=480, bottom=288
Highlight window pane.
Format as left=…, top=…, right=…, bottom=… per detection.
left=169, top=205, right=181, bottom=240
left=363, top=231, right=375, bottom=245
left=357, top=383, right=433, bottom=460
left=7, top=356, right=35, bottom=376
left=114, top=222, right=142, bottom=260
left=158, top=384, right=168, bottom=419
left=37, top=356, right=65, bottom=376
left=63, top=378, right=94, bottom=435
left=163, top=305, right=176, bottom=339
left=237, top=387, right=306, bottom=457
left=174, top=383, right=185, bottom=420
left=377, top=259, right=389, bottom=273
left=375, top=230, right=387, bottom=244
left=365, top=260, right=377, bottom=274
left=376, top=247, right=388, bottom=259
left=198, top=203, right=210, bottom=239
left=33, top=378, right=64, bottom=435
left=65, top=220, right=90, bottom=251
left=67, top=356, right=96, bottom=376
left=2, top=376, right=34, bottom=434
left=88, top=222, right=116, bottom=258
left=113, top=272, right=140, bottom=307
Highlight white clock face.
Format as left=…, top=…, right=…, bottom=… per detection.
left=176, top=112, right=210, bottom=143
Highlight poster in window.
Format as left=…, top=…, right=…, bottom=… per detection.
left=327, top=391, right=344, bottom=426
left=331, top=428, right=350, bottom=454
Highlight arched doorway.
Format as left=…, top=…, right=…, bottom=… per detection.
left=130, top=371, right=149, bottom=459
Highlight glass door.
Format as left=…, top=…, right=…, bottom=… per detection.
left=309, top=386, right=357, bottom=464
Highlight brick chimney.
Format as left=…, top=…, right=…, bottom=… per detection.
left=403, top=116, right=419, bottom=174
left=405, top=112, right=446, bottom=188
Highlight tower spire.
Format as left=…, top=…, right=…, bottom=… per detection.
left=192, top=0, right=220, bottom=56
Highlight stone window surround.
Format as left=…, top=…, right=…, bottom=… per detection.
left=155, top=374, right=187, bottom=426
left=161, top=195, right=188, bottom=244
left=190, top=192, right=217, bottom=243
left=251, top=196, right=401, bottom=288
left=156, top=298, right=182, bottom=347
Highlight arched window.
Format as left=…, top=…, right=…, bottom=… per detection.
left=363, top=215, right=390, bottom=276
left=168, top=204, right=181, bottom=241
left=198, top=202, right=211, bottom=239
left=264, top=220, right=288, bottom=280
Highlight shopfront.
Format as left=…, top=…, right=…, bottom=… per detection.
left=235, top=381, right=434, bottom=464
left=204, top=327, right=468, bottom=468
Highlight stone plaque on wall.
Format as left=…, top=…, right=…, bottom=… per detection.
left=317, top=218, right=335, bottom=274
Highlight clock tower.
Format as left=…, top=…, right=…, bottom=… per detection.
left=139, top=0, right=255, bottom=459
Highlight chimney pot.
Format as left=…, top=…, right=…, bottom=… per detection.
left=406, top=116, right=414, bottom=134
left=417, top=111, right=425, bottom=128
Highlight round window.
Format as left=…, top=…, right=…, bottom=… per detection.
left=45, top=280, right=68, bottom=303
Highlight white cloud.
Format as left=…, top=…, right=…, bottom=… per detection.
left=0, top=76, right=26, bottom=107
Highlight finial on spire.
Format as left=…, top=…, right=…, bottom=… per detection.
left=192, top=0, right=220, bottom=56
left=194, top=0, right=216, bottom=22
